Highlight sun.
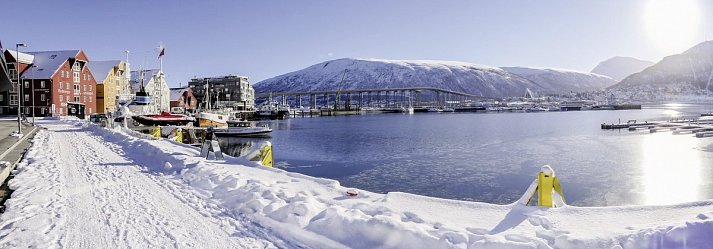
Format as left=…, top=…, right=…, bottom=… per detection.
left=644, top=0, right=701, bottom=54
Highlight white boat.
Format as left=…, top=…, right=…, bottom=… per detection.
left=214, top=120, right=272, bottom=137
left=256, top=100, right=291, bottom=119
left=196, top=111, right=229, bottom=127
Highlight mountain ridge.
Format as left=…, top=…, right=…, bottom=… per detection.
left=591, top=56, right=654, bottom=82
left=254, top=58, right=617, bottom=97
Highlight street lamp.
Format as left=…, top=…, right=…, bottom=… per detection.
left=30, top=65, right=37, bottom=125
left=15, top=43, right=26, bottom=135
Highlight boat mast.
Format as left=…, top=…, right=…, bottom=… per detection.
left=205, top=78, right=211, bottom=110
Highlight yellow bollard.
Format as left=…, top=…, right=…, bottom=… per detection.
left=175, top=128, right=183, bottom=143
left=250, top=142, right=273, bottom=167
left=151, top=127, right=161, bottom=138
left=260, top=144, right=273, bottom=167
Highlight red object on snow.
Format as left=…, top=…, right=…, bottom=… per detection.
left=346, top=189, right=359, bottom=197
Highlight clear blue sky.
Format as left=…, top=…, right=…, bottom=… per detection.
left=3, top=0, right=711, bottom=87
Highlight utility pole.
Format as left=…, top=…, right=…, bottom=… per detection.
left=31, top=65, right=36, bottom=125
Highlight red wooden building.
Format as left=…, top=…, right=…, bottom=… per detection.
left=169, top=87, right=198, bottom=113
left=1, top=49, right=97, bottom=117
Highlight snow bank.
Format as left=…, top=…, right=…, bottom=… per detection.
left=7, top=119, right=713, bottom=248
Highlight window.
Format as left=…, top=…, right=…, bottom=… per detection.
left=73, top=62, right=80, bottom=71
left=41, top=108, right=45, bottom=114
left=60, top=95, right=63, bottom=101
left=74, top=84, right=80, bottom=94
left=83, top=96, right=86, bottom=102
left=89, top=85, right=92, bottom=91
left=83, top=74, right=86, bottom=80
left=24, top=81, right=29, bottom=88
left=24, top=94, right=29, bottom=102
left=40, top=94, right=45, bottom=101
left=74, top=96, right=79, bottom=102
left=0, top=95, right=3, bottom=102
left=74, top=72, right=80, bottom=83
left=83, top=85, right=86, bottom=91
left=10, top=95, right=17, bottom=105
left=88, top=108, right=92, bottom=113
left=59, top=81, right=63, bottom=89
left=66, top=83, right=70, bottom=89
left=9, top=69, right=16, bottom=80
left=59, top=107, right=63, bottom=114
left=61, top=71, right=65, bottom=78
left=40, top=81, right=45, bottom=88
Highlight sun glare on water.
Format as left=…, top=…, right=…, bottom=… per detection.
left=644, top=0, right=701, bottom=54
left=641, top=134, right=702, bottom=205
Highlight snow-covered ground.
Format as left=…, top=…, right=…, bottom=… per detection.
left=1, top=119, right=712, bottom=248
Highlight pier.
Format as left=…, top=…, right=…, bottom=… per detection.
left=601, top=117, right=713, bottom=138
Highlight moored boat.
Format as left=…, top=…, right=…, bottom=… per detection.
left=195, top=111, right=229, bottom=127
left=214, top=120, right=272, bottom=137
left=132, top=112, right=195, bottom=126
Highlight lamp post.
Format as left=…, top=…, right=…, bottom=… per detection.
left=15, top=43, right=27, bottom=135
left=31, top=65, right=37, bottom=125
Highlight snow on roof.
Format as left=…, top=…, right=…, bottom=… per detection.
left=5, top=50, right=35, bottom=64
left=130, top=69, right=160, bottom=88
left=23, top=50, right=80, bottom=79
left=169, top=87, right=188, bottom=101
left=88, top=60, right=121, bottom=83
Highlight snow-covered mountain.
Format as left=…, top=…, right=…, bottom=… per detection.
left=502, top=67, right=616, bottom=93
left=591, top=57, right=654, bottom=82
left=255, top=58, right=615, bottom=98
left=611, top=41, right=713, bottom=92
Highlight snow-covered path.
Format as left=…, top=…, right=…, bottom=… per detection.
left=0, top=122, right=276, bottom=248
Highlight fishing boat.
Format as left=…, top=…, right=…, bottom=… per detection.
left=214, top=120, right=272, bottom=137
left=255, top=100, right=291, bottom=119
left=195, top=111, right=229, bottom=127
left=132, top=111, right=195, bottom=126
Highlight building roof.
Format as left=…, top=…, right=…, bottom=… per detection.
left=169, top=87, right=189, bottom=101
left=130, top=69, right=161, bottom=89
left=23, top=50, right=80, bottom=79
left=89, top=60, right=122, bottom=83
left=4, top=49, right=35, bottom=64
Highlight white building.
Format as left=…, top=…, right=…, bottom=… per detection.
left=130, top=69, right=170, bottom=113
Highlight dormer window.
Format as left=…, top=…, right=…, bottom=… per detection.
left=73, top=62, right=81, bottom=71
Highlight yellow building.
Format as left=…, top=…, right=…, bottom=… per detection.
left=89, top=60, right=126, bottom=113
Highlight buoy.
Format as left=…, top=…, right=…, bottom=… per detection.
left=346, top=189, right=358, bottom=197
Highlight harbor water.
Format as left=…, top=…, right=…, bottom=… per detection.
left=220, top=104, right=713, bottom=206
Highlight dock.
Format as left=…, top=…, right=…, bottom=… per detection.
left=601, top=117, right=713, bottom=138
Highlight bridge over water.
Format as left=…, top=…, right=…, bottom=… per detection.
left=255, top=87, right=494, bottom=109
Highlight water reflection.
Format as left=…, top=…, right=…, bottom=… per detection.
left=218, top=137, right=270, bottom=157
left=641, top=134, right=702, bottom=205
left=661, top=109, right=680, bottom=117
